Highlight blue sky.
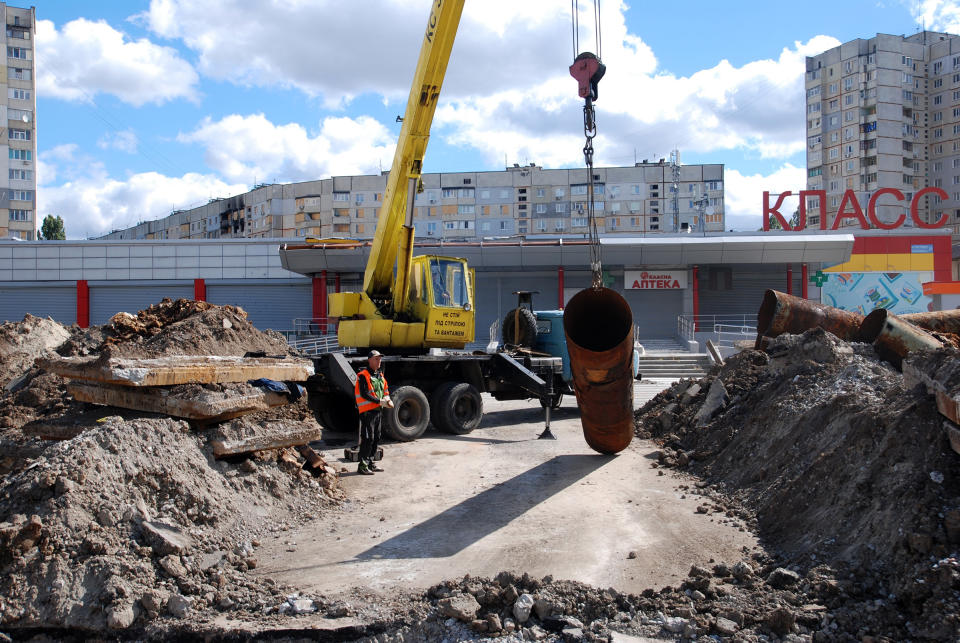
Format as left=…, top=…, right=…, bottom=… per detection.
left=31, top=0, right=951, bottom=238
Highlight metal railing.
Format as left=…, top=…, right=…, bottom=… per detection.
left=714, top=323, right=757, bottom=349
left=677, top=314, right=757, bottom=344
left=288, top=334, right=343, bottom=356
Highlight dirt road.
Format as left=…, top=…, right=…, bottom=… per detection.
left=254, top=380, right=757, bottom=599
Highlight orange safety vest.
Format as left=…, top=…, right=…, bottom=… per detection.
left=354, top=368, right=389, bottom=414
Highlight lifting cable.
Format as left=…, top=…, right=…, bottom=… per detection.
left=569, top=1, right=605, bottom=289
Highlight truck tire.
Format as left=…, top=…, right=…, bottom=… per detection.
left=502, top=308, right=537, bottom=347
left=315, top=393, right=359, bottom=434
left=384, top=385, right=430, bottom=441
left=433, top=382, right=483, bottom=435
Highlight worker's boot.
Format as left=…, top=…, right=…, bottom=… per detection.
left=368, top=461, right=384, bottom=472
left=357, top=462, right=374, bottom=475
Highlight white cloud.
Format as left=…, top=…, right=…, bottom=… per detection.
left=97, top=130, right=139, bottom=153
left=177, top=113, right=396, bottom=184
left=724, top=164, right=807, bottom=231
left=38, top=146, right=245, bottom=239
left=907, top=0, right=960, bottom=32
left=36, top=18, right=198, bottom=106
left=133, top=0, right=575, bottom=107
left=435, top=34, right=838, bottom=170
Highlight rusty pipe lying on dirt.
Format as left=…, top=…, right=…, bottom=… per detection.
left=859, top=309, right=945, bottom=369
left=563, top=287, right=634, bottom=455
left=755, top=289, right=863, bottom=348
left=900, top=310, right=960, bottom=336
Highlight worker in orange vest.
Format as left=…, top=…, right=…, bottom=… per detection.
left=354, top=350, right=391, bottom=475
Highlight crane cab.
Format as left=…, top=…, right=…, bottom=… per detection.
left=331, top=254, right=475, bottom=351
left=409, top=255, right=475, bottom=348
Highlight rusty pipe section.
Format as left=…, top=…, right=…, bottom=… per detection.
left=755, top=289, right=863, bottom=348
left=859, top=309, right=945, bottom=369
left=563, top=287, right=634, bottom=455
left=901, top=310, right=960, bottom=335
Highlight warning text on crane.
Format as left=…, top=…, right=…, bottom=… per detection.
left=428, top=309, right=468, bottom=339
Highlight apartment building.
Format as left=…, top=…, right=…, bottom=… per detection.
left=0, top=3, right=35, bottom=240
left=99, top=161, right=725, bottom=241
left=805, top=31, right=960, bottom=237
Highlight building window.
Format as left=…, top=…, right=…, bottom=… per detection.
left=536, top=220, right=546, bottom=231
left=554, top=203, right=564, bottom=213
left=6, top=47, right=29, bottom=60
left=7, top=88, right=29, bottom=100
left=7, top=67, right=29, bottom=80
left=535, top=203, right=546, bottom=214
left=8, top=148, right=31, bottom=161
left=457, top=204, right=475, bottom=214
left=8, top=109, right=31, bottom=123
left=535, top=188, right=544, bottom=197
left=9, top=209, right=30, bottom=221
left=8, top=169, right=31, bottom=180
left=572, top=217, right=587, bottom=227
left=333, top=191, right=349, bottom=202
left=554, top=188, right=565, bottom=198
left=571, top=184, right=588, bottom=196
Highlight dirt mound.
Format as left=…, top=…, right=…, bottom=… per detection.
left=0, top=416, right=341, bottom=632
left=635, top=328, right=960, bottom=639
left=0, top=314, right=71, bottom=389
left=97, top=298, right=294, bottom=360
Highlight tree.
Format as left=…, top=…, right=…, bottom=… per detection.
left=40, top=215, right=66, bottom=240
left=765, top=207, right=801, bottom=231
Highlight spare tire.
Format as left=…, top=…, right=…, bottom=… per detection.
left=433, top=382, right=483, bottom=435
left=502, top=307, right=538, bottom=347
left=384, top=385, right=430, bottom=441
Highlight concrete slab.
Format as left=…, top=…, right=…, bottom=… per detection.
left=67, top=381, right=291, bottom=420
left=210, top=419, right=322, bottom=456
left=39, top=356, right=314, bottom=387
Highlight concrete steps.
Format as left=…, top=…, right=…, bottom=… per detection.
left=635, top=338, right=712, bottom=379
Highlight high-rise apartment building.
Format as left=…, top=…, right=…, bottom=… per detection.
left=99, top=161, right=725, bottom=241
left=0, top=3, right=35, bottom=240
left=805, top=31, right=960, bottom=237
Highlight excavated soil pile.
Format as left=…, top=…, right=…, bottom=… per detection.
left=635, top=328, right=960, bottom=640
left=0, top=416, right=341, bottom=632
left=0, top=314, right=71, bottom=389
left=97, top=298, right=294, bottom=360
left=0, top=301, right=346, bottom=636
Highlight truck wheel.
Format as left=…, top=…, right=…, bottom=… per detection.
left=434, top=382, right=483, bottom=435
left=315, top=393, right=358, bottom=434
left=502, top=308, right=538, bottom=347
left=384, top=385, right=430, bottom=441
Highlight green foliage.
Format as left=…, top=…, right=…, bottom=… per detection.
left=40, top=215, right=66, bottom=240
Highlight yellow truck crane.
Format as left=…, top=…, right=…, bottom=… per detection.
left=282, top=0, right=561, bottom=442
left=329, top=0, right=473, bottom=351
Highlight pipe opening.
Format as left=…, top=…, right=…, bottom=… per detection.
left=563, top=287, right=633, bottom=353
left=756, top=289, right=778, bottom=336
left=859, top=308, right=888, bottom=344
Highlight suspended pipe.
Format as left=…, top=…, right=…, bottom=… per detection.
left=755, top=289, right=863, bottom=348
left=563, top=287, right=634, bottom=455
left=859, top=309, right=945, bottom=369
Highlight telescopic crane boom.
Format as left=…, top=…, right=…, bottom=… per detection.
left=328, top=0, right=475, bottom=351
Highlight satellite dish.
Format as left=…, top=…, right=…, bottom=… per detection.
left=705, top=205, right=715, bottom=216
left=21, top=114, right=27, bottom=122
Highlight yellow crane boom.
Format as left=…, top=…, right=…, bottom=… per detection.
left=329, top=0, right=475, bottom=351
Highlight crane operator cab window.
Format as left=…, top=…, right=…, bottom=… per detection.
left=430, top=259, right=468, bottom=308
